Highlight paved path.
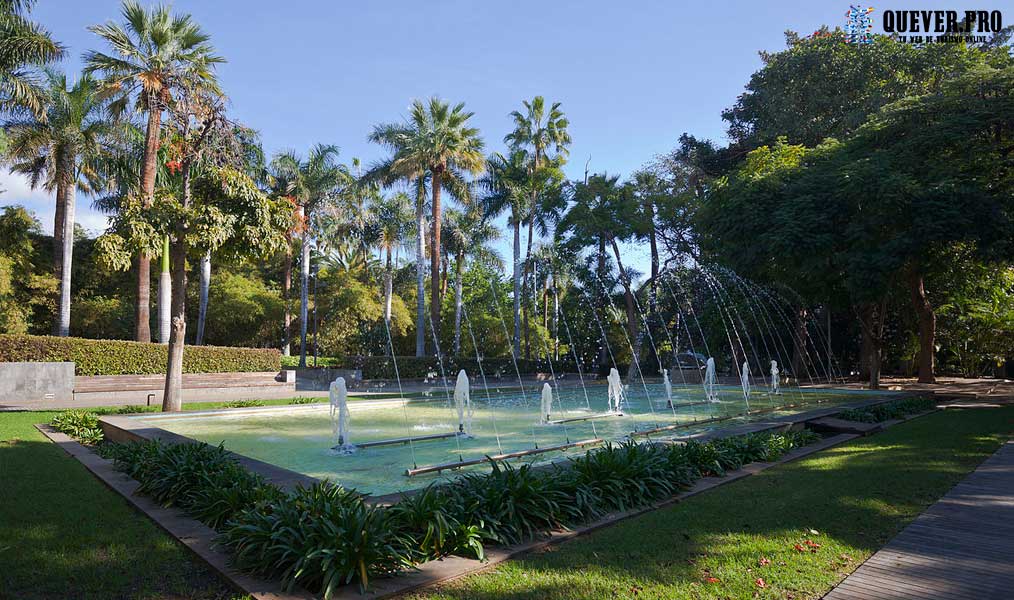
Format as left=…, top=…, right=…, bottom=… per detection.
left=824, top=440, right=1014, bottom=600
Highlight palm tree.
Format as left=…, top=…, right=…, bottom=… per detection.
left=84, top=0, right=223, bottom=343
left=270, top=145, right=350, bottom=367
left=505, top=97, right=571, bottom=357
left=442, top=206, right=501, bottom=354
left=480, top=149, right=530, bottom=358
left=5, top=71, right=111, bottom=336
left=369, top=97, right=484, bottom=349
left=0, top=0, right=63, bottom=118
left=373, top=191, right=412, bottom=324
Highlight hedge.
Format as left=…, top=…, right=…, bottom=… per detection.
left=0, top=334, right=281, bottom=376
left=283, top=354, right=629, bottom=379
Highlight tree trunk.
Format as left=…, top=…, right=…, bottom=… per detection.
left=430, top=169, right=442, bottom=348
left=282, top=242, right=292, bottom=355
left=51, top=163, right=66, bottom=335
left=54, top=150, right=74, bottom=337
left=523, top=218, right=535, bottom=360
left=453, top=253, right=464, bottom=355
left=157, top=235, right=171, bottom=344
left=597, top=235, right=608, bottom=369
left=611, top=238, right=641, bottom=382
left=136, top=99, right=162, bottom=343
left=195, top=252, right=210, bottom=345
left=908, top=267, right=936, bottom=384
left=512, top=218, right=522, bottom=359
left=790, top=308, right=808, bottom=381
left=162, top=162, right=191, bottom=412
left=857, top=300, right=887, bottom=390
left=415, top=179, right=427, bottom=357
left=299, top=230, right=310, bottom=367
left=384, top=245, right=393, bottom=323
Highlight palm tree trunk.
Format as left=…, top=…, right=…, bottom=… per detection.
left=384, top=245, right=393, bottom=323
left=195, top=252, right=210, bottom=345
left=523, top=218, right=534, bottom=360
left=611, top=238, right=640, bottom=382
left=163, top=162, right=192, bottom=412
left=597, top=235, right=608, bottom=368
left=51, top=179, right=65, bottom=335
left=157, top=235, right=171, bottom=344
left=453, top=253, right=464, bottom=355
left=430, top=169, right=442, bottom=348
left=136, top=98, right=161, bottom=343
left=512, top=218, right=521, bottom=359
left=415, top=179, right=427, bottom=357
left=53, top=149, right=74, bottom=337
left=282, top=242, right=292, bottom=355
left=299, top=230, right=311, bottom=367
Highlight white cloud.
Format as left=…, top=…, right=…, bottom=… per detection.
left=0, top=170, right=110, bottom=237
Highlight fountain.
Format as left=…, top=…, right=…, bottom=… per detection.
left=703, top=357, right=718, bottom=402
left=329, top=376, right=354, bottom=453
left=453, top=369, right=473, bottom=436
left=770, top=360, right=780, bottom=395
left=663, top=369, right=674, bottom=408
left=540, top=383, right=553, bottom=424
left=740, top=360, right=751, bottom=406
left=607, top=367, right=624, bottom=413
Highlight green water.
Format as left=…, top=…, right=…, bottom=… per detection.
left=135, top=383, right=894, bottom=496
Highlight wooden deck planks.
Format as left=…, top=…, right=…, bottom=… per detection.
left=824, top=440, right=1014, bottom=600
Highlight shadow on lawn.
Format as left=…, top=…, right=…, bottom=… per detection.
left=417, top=407, right=1014, bottom=600
left=0, top=436, right=237, bottom=600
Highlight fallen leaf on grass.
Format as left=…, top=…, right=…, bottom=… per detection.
left=759, top=557, right=771, bottom=566
left=755, top=578, right=767, bottom=588
left=705, top=577, right=720, bottom=584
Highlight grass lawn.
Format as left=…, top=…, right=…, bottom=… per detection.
left=0, top=411, right=246, bottom=600
left=412, top=406, right=1014, bottom=600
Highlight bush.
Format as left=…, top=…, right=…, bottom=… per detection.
left=286, top=355, right=597, bottom=379
left=0, top=333, right=281, bottom=375
left=100, top=428, right=825, bottom=597
left=50, top=410, right=103, bottom=445
left=223, top=399, right=265, bottom=408
left=837, top=396, right=935, bottom=423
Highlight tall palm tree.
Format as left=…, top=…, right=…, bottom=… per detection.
left=369, top=97, right=484, bottom=349
left=373, top=191, right=412, bottom=324
left=504, top=97, right=571, bottom=357
left=84, top=0, right=223, bottom=343
left=270, top=145, right=350, bottom=367
left=5, top=71, right=111, bottom=336
left=442, top=206, right=501, bottom=354
left=0, top=0, right=63, bottom=118
left=480, top=149, right=531, bottom=358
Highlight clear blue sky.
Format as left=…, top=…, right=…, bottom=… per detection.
left=4, top=0, right=1001, bottom=263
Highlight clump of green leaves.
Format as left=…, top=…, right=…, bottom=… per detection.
left=288, top=397, right=317, bottom=405
left=50, top=410, right=103, bottom=445
left=223, top=399, right=265, bottom=408
left=838, top=397, right=935, bottom=423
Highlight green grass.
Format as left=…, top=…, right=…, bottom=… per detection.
left=0, top=411, right=247, bottom=600
left=411, top=406, right=1014, bottom=600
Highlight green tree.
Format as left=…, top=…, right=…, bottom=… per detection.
left=0, top=0, right=63, bottom=117
left=5, top=71, right=112, bottom=337
left=0, top=205, right=55, bottom=332
left=442, top=206, right=501, bottom=354
left=369, top=97, right=485, bottom=347
left=504, top=97, right=571, bottom=359
left=85, top=0, right=224, bottom=343
left=373, top=191, right=412, bottom=324
left=269, top=144, right=351, bottom=367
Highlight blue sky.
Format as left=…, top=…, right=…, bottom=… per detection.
left=4, top=0, right=1002, bottom=269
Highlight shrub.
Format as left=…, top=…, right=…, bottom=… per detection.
left=284, top=355, right=600, bottom=379
left=50, top=410, right=103, bottom=444
left=223, top=399, right=265, bottom=408
left=0, top=333, right=281, bottom=375
left=223, top=483, right=413, bottom=595
left=379, top=485, right=484, bottom=562
left=838, top=396, right=935, bottom=423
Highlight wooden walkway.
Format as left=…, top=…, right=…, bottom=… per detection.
left=824, top=440, right=1014, bottom=599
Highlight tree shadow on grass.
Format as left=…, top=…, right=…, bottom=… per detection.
left=412, top=406, right=1014, bottom=600
left=0, top=437, right=238, bottom=600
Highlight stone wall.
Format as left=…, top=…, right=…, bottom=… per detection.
left=0, top=361, right=74, bottom=407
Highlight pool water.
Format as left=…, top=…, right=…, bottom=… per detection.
left=135, top=382, right=894, bottom=496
